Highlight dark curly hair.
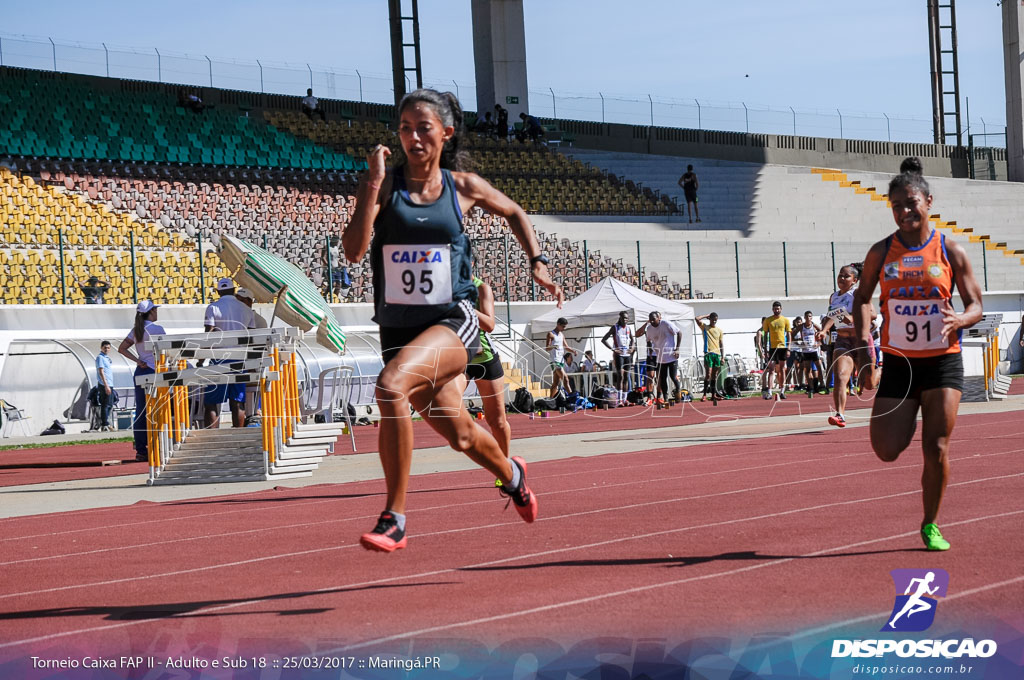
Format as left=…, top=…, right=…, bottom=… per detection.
left=888, top=156, right=930, bottom=197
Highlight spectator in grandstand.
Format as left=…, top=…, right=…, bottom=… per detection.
left=637, top=311, right=682, bottom=404
left=94, top=340, right=114, bottom=432
left=301, top=88, right=327, bottom=122
left=761, top=302, right=791, bottom=399
left=117, top=301, right=164, bottom=462
left=203, top=278, right=256, bottom=429
left=494, top=103, right=509, bottom=139
left=602, top=311, right=635, bottom=395
left=696, top=312, right=723, bottom=402
left=177, top=89, right=206, bottom=114
left=517, top=112, right=545, bottom=143
left=474, top=111, right=496, bottom=136
left=322, top=235, right=352, bottom=300
left=678, top=164, right=701, bottom=223
left=77, top=275, right=111, bottom=304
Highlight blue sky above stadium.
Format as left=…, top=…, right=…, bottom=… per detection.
left=1, top=0, right=1008, bottom=140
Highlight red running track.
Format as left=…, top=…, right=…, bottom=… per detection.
left=0, top=408, right=1020, bottom=667
left=0, top=389, right=856, bottom=487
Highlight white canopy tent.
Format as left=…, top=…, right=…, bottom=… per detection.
left=528, top=278, right=697, bottom=377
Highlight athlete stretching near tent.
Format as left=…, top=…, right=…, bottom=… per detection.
left=854, top=157, right=982, bottom=551
left=344, top=88, right=562, bottom=552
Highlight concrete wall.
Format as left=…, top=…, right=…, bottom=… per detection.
left=552, top=120, right=1007, bottom=180
left=472, top=0, right=530, bottom=120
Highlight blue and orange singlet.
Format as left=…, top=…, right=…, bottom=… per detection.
left=879, top=229, right=960, bottom=359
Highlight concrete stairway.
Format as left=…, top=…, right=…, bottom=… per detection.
left=501, top=361, right=547, bottom=399
left=150, top=421, right=347, bottom=485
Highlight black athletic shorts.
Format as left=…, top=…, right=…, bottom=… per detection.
left=613, top=354, right=633, bottom=374
left=466, top=355, right=504, bottom=382
left=766, top=347, right=788, bottom=364
left=876, top=352, right=963, bottom=400
left=379, top=300, right=481, bottom=366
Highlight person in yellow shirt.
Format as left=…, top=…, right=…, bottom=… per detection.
left=696, top=312, right=724, bottom=402
left=761, top=301, right=792, bottom=400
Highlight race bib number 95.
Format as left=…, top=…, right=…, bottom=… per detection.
left=383, top=244, right=453, bottom=306
left=886, top=298, right=948, bottom=351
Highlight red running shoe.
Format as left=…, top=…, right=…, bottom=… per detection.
left=498, top=456, right=538, bottom=523
left=828, top=413, right=847, bottom=428
left=360, top=511, right=407, bottom=552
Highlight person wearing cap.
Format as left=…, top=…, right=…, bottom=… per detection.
left=234, top=287, right=267, bottom=425
left=77, top=275, right=111, bottom=304
left=117, top=301, right=165, bottom=462
left=234, top=288, right=268, bottom=329
left=203, top=278, right=256, bottom=429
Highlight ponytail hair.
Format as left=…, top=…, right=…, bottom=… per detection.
left=395, top=88, right=470, bottom=171
left=843, top=262, right=864, bottom=280
left=889, top=156, right=930, bottom=197
left=133, top=311, right=146, bottom=342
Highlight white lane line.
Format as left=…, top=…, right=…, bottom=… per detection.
left=3, top=409, right=1018, bottom=541
left=0, top=431, right=840, bottom=542
left=1, top=452, right=1019, bottom=600
left=0, top=448, right=882, bottom=565
left=0, top=480, right=1019, bottom=650
left=3, top=446, right=1017, bottom=568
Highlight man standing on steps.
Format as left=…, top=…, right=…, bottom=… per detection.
left=678, top=164, right=701, bottom=223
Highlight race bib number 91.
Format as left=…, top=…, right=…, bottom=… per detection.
left=383, top=244, right=453, bottom=306
left=886, top=298, right=948, bottom=352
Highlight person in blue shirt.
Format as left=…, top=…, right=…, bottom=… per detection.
left=517, top=112, right=545, bottom=143
left=95, top=340, right=114, bottom=431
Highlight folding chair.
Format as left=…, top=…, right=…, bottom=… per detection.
left=1, top=399, right=32, bottom=437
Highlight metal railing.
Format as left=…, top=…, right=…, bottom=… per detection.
left=13, top=233, right=1013, bottom=308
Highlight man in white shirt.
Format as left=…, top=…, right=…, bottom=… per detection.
left=203, top=278, right=256, bottom=428
left=636, top=311, right=683, bottom=403
left=301, top=88, right=326, bottom=122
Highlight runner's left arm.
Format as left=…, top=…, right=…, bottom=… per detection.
left=456, top=172, right=563, bottom=307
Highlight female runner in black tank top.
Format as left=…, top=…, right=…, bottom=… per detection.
left=344, top=89, right=563, bottom=552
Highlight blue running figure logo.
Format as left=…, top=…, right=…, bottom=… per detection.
left=882, top=569, right=949, bottom=632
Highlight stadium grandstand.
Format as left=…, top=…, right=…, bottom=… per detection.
left=1, top=4, right=1024, bottom=676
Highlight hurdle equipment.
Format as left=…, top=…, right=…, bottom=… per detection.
left=961, top=313, right=1010, bottom=402
left=136, top=328, right=349, bottom=485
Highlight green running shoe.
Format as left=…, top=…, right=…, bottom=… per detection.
left=921, top=523, right=950, bottom=551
